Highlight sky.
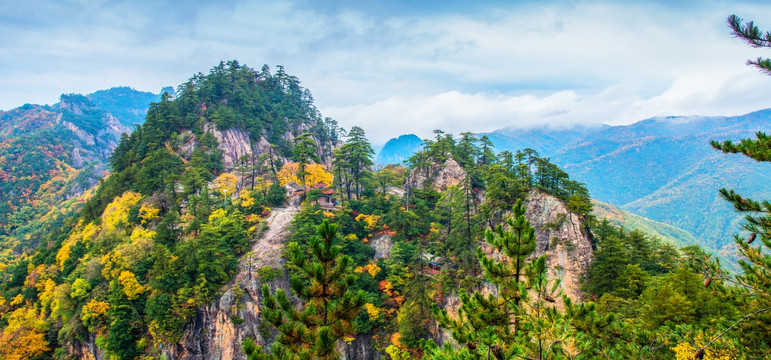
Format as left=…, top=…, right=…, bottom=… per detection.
left=3, top=0, right=771, bottom=144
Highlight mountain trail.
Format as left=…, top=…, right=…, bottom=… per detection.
left=244, top=204, right=299, bottom=271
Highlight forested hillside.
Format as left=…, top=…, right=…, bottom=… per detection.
left=0, top=61, right=343, bottom=360
left=0, top=87, right=162, bottom=266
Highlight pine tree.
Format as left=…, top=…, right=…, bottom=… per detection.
left=333, top=126, right=374, bottom=200
left=432, top=199, right=586, bottom=359
left=103, top=280, right=143, bottom=360
left=292, top=133, right=320, bottom=190
left=244, top=219, right=366, bottom=360
left=697, top=14, right=771, bottom=358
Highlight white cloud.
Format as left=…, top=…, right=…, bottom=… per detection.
left=323, top=66, right=771, bottom=144
left=2, top=0, right=771, bottom=147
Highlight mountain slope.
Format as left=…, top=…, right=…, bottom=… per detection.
left=0, top=61, right=341, bottom=360
left=623, top=153, right=771, bottom=256
left=592, top=200, right=700, bottom=249
left=0, top=89, right=162, bottom=262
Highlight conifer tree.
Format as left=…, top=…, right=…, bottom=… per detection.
left=432, top=199, right=584, bottom=359
left=293, top=133, right=320, bottom=190
left=103, top=280, right=143, bottom=360
left=244, top=219, right=366, bottom=360
left=697, top=14, right=771, bottom=358
left=333, top=126, right=374, bottom=200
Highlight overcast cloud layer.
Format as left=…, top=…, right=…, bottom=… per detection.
left=3, top=0, right=771, bottom=144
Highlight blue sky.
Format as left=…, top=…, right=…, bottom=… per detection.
left=3, top=0, right=771, bottom=143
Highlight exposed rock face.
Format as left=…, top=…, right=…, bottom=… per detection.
left=435, top=189, right=593, bottom=349
left=171, top=205, right=299, bottom=360
left=405, top=157, right=466, bottom=192
left=370, top=233, right=392, bottom=259
left=525, top=190, right=593, bottom=302
left=59, top=104, right=130, bottom=166
left=68, top=335, right=104, bottom=360
left=62, top=121, right=96, bottom=146
left=177, top=130, right=197, bottom=159
left=339, top=334, right=379, bottom=360
left=71, top=148, right=84, bottom=168
left=205, top=123, right=253, bottom=169
left=202, top=124, right=333, bottom=172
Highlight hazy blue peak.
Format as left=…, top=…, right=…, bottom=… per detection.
left=376, top=133, right=423, bottom=165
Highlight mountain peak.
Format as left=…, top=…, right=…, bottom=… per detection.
left=376, top=133, right=423, bottom=165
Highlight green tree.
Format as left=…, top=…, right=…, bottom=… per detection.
left=698, top=14, right=771, bottom=357
left=293, top=133, right=320, bottom=189
left=333, top=127, right=374, bottom=200
left=244, top=220, right=366, bottom=360
left=267, top=183, right=287, bottom=207
left=432, top=199, right=587, bottom=359
left=103, top=280, right=143, bottom=360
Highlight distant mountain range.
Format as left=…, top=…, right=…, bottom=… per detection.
left=376, top=109, right=771, bottom=258
left=0, top=87, right=163, bottom=260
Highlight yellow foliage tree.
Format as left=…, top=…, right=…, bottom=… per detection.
left=212, top=173, right=238, bottom=198
left=55, top=242, right=72, bottom=271
left=355, top=213, right=380, bottom=231
left=385, top=344, right=412, bottom=360
left=102, top=191, right=143, bottom=231
left=138, top=204, right=160, bottom=224
left=365, top=303, right=381, bottom=321
left=208, top=208, right=227, bottom=221
left=56, top=223, right=99, bottom=271
left=129, top=227, right=156, bottom=243
left=0, top=306, right=50, bottom=357
left=355, top=262, right=382, bottom=277
left=303, top=163, right=333, bottom=188
left=672, top=342, right=730, bottom=360
left=9, top=294, right=23, bottom=306
left=81, top=299, right=110, bottom=331
left=277, top=162, right=301, bottom=186
left=118, top=271, right=146, bottom=300
left=239, top=190, right=256, bottom=208
left=0, top=326, right=49, bottom=360
left=37, top=278, right=57, bottom=309
left=100, top=252, right=127, bottom=280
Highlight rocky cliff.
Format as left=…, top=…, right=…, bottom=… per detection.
left=171, top=205, right=299, bottom=360
left=404, top=157, right=466, bottom=192
left=525, top=189, right=593, bottom=301
left=171, top=205, right=380, bottom=360
left=444, top=189, right=593, bottom=327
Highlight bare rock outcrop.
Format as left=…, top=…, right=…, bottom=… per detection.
left=68, top=335, right=104, bottom=360
left=370, top=233, right=392, bottom=259
left=525, top=190, right=593, bottom=301
left=205, top=123, right=253, bottom=169
left=405, top=157, right=466, bottom=192
left=445, top=189, right=592, bottom=316
left=71, top=148, right=84, bottom=168
left=62, top=121, right=96, bottom=146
